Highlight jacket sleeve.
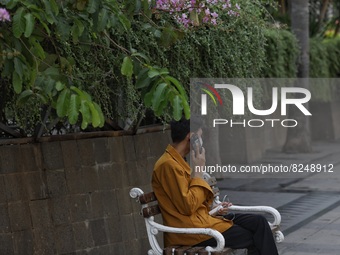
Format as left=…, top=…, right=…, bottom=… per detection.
left=157, top=161, right=214, bottom=216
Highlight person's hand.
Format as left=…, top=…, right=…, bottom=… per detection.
left=191, top=145, right=205, bottom=178
left=217, top=202, right=233, bottom=215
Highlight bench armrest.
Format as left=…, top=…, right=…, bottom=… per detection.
left=229, top=205, right=281, bottom=226
left=147, top=219, right=225, bottom=253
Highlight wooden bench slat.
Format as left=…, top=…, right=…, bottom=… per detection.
left=211, top=248, right=234, bottom=255
left=174, top=246, right=193, bottom=255
left=142, top=204, right=161, bottom=217
left=163, top=246, right=181, bottom=255
left=185, top=246, right=206, bottom=255
left=139, top=191, right=157, bottom=204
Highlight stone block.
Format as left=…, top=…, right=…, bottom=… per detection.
left=126, top=161, right=139, bottom=187
left=0, top=145, right=22, bottom=173
left=24, top=171, right=48, bottom=200
left=47, top=170, right=68, bottom=197
left=133, top=134, right=150, bottom=160
left=111, top=163, right=128, bottom=189
left=0, top=203, right=10, bottom=233
left=8, top=202, right=31, bottom=232
left=56, top=225, right=75, bottom=254
left=0, top=233, right=14, bottom=254
left=133, top=212, right=147, bottom=239
left=122, top=136, right=136, bottom=161
left=106, top=216, right=122, bottom=243
left=109, top=243, right=125, bottom=255
left=50, top=196, right=71, bottom=226
left=69, top=194, right=92, bottom=223
left=12, top=230, right=33, bottom=255
left=109, top=137, right=125, bottom=163
left=135, top=159, right=151, bottom=186
left=116, top=188, right=132, bottom=215
left=89, top=192, right=104, bottom=219
left=97, top=164, right=115, bottom=190
left=41, top=141, right=65, bottom=170
left=100, top=190, right=119, bottom=217
left=82, top=166, right=99, bottom=193
left=65, top=167, right=86, bottom=194
left=88, top=245, right=110, bottom=255
left=73, top=222, right=94, bottom=250
left=0, top=176, right=6, bottom=203
left=32, top=227, right=56, bottom=254
left=77, top=139, right=95, bottom=166
left=29, top=199, right=51, bottom=228
left=123, top=238, right=142, bottom=254
left=20, top=144, right=42, bottom=172
left=61, top=140, right=81, bottom=168
left=5, top=174, right=29, bottom=202
left=89, top=219, right=108, bottom=246
left=147, top=131, right=170, bottom=159
left=93, top=138, right=110, bottom=164
left=120, top=214, right=136, bottom=240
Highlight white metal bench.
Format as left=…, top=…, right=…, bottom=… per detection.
left=130, top=174, right=284, bottom=255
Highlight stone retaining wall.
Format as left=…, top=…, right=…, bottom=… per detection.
left=0, top=131, right=171, bottom=255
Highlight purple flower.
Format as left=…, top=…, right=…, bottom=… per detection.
left=0, top=8, right=11, bottom=22
left=236, top=3, right=241, bottom=10
left=211, top=12, right=218, bottom=18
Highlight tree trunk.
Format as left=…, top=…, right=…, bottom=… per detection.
left=318, top=0, right=330, bottom=32
left=283, top=0, right=312, bottom=153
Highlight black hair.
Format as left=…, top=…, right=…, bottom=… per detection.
left=170, top=115, right=203, bottom=143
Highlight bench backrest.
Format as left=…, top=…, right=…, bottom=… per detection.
left=138, top=175, right=219, bottom=219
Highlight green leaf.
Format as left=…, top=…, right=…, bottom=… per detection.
left=68, top=94, right=80, bottom=125
left=97, top=8, right=108, bottom=32
left=17, top=89, right=34, bottom=105
left=181, top=95, right=191, bottom=119
left=12, top=71, right=22, bottom=94
left=93, top=102, right=105, bottom=127
left=148, top=69, right=160, bottom=78
left=30, top=38, right=46, bottom=59
left=152, top=83, right=168, bottom=111
left=87, top=0, right=98, bottom=13
left=165, top=76, right=188, bottom=100
left=131, top=52, right=150, bottom=64
left=79, top=100, right=91, bottom=129
left=56, top=88, right=71, bottom=117
left=88, top=102, right=100, bottom=127
left=56, top=18, right=71, bottom=40
left=118, top=13, right=131, bottom=31
left=55, top=81, right=65, bottom=91
left=49, top=0, right=59, bottom=15
left=14, top=57, right=24, bottom=79
left=24, top=13, right=35, bottom=37
left=6, top=0, right=19, bottom=9
left=121, top=56, right=133, bottom=77
left=13, top=7, right=26, bottom=38
left=172, top=95, right=183, bottom=121
left=42, top=0, right=56, bottom=24
left=135, top=68, right=151, bottom=89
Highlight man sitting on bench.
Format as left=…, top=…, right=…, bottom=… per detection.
left=151, top=117, right=279, bottom=255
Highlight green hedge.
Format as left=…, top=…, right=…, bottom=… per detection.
left=263, top=29, right=299, bottom=78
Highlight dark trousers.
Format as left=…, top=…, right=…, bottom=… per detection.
left=195, top=214, right=279, bottom=255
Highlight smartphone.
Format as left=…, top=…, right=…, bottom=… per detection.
left=190, top=133, right=202, bottom=155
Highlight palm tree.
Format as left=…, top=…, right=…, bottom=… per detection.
left=283, top=0, right=313, bottom=153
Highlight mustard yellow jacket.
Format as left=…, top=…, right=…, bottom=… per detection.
left=152, top=145, right=232, bottom=247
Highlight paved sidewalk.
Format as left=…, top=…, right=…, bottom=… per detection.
left=217, top=140, right=340, bottom=255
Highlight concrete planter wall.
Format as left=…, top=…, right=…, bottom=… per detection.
left=310, top=100, right=340, bottom=141
left=0, top=130, right=171, bottom=255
